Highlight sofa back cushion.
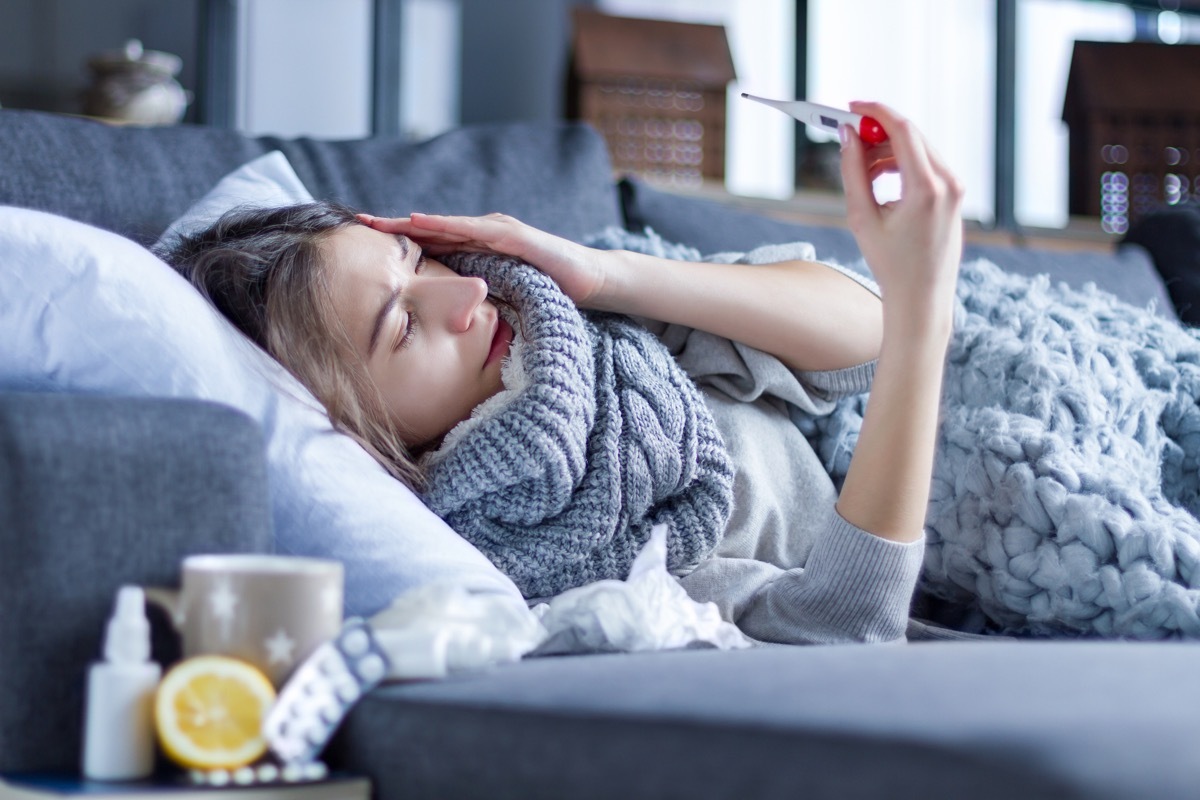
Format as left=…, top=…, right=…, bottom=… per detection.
left=0, top=110, right=622, bottom=247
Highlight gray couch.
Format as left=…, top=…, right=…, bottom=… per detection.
left=3, top=109, right=1200, bottom=800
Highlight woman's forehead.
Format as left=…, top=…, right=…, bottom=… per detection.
left=324, top=225, right=408, bottom=278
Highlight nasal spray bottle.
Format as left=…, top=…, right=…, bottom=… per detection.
left=82, top=586, right=162, bottom=781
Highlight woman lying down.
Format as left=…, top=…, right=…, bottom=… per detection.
left=163, top=102, right=1200, bottom=642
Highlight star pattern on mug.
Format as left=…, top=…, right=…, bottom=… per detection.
left=321, top=585, right=341, bottom=615
left=209, top=579, right=239, bottom=621
left=264, top=627, right=297, bottom=666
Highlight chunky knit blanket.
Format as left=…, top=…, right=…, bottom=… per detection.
left=589, top=228, right=1200, bottom=639
left=420, top=251, right=734, bottom=599
left=807, top=260, right=1200, bottom=639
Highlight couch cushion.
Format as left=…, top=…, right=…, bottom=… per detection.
left=0, top=110, right=622, bottom=247
left=620, top=177, right=1177, bottom=318
left=1123, top=204, right=1200, bottom=325
left=620, top=177, right=864, bottom=266
left=334, top=641, right=1200, bottom=800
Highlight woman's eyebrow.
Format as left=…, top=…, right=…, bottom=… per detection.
left=395, top=233, right=423, bottom=266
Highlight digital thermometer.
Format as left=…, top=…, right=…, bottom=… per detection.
left=741, top=93, right=889, bottom=146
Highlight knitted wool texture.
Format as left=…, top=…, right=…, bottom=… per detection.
left=803, top=258, right=1200, bottom=639
left=420, top=251, right=734, bottom=599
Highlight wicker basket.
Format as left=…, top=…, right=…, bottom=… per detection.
left=568, top=9, right=736, bottom=186
left=1063, top=41, right=1200, bottom=234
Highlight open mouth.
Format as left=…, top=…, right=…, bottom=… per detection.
left=486, top=317, right=514, bottom=367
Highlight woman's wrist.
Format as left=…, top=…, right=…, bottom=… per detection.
left=581, top=248, right=642, bottom=313
left=881, top=301, right=955, bottom=347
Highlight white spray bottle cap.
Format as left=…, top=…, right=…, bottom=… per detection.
left=103, top=585, right=151, bottom=664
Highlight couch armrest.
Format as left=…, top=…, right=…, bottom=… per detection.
left=0, top=392, right=273, bottom=773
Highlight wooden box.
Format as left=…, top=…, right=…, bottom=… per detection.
left=1063, top=41, right=1200, bottom=234
left=567, top=8, right=736, bottom=186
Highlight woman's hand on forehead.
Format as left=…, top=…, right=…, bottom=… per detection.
left=356, top=212, right=607, bottom=308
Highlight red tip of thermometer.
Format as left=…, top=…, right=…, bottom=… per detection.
left=741, top=93, right=889, bottom=145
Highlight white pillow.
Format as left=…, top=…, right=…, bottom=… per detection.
left=154, top=150, right=315, bottom=252
left=0, top=204, right=522, bottom=616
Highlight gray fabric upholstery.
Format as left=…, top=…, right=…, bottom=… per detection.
left=619, top=176, right=864, bottom=265
left=619, top=177, right=1177, bottom=319
left=333, top=641, right=1200, bottom=800
left=0, top=110, right=623, bottom=246
left=0, top=393, right=272, bottom=773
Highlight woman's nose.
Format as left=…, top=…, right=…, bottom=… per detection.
left=418, top=274, right=488, bottom=332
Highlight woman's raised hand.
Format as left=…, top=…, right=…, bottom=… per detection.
left=357, top=212, right=606, bottom=306
left=831, top=103, right=964, bottom=543
left=838, top=102, right=964, bottom=334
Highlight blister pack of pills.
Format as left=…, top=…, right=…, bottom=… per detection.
left=262, top=617, right=391, bottom=763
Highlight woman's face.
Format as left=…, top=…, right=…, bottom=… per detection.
left=320, top=224, right=513, bottom=448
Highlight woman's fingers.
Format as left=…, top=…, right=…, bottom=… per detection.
left=849, top=102, right=936, bottom=189
left=839, top=124, right=881, bottom=234
left=866, top=156, right=899, bottom=185
left=847, top=101, right=964, bottom=220
left=356, top=212, right=519, bottom=254
left=916, top=136, right=966, bottom=202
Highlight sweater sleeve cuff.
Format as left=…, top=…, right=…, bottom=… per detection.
left=800, top=511, right=925, bottom=639
left=798, top=358, right=877, bottom=397
left=740, top=511, right=924, bottom=644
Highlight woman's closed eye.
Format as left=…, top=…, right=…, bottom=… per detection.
left=393, top=253, right=427, bottom=351
left=395, top=309, right=418, bottom=350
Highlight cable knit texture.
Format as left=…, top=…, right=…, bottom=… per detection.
left=420, top=251, right=734, bottom=599
left=803, top=258, right=1200, bottom=639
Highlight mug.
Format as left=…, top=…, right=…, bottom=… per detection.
left=145, top=554, right=343, bottom=687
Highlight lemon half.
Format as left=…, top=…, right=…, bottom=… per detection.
left=154, top=655, right=276, bottom=770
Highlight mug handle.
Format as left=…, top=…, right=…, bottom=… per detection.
left=142, top=586, right=184, bottom=630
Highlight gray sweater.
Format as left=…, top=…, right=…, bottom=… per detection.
left=643, top=244, right=925, bottom=644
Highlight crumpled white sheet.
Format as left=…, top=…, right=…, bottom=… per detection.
left=370, top=525, right=751, bottom=680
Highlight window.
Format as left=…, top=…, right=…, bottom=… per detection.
left=808, top=0, right=995, bottom=220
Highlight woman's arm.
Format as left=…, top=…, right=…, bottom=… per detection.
left=831, top=102, right=963, bottom=543
left=356, top=215, right=882, bottom=374
left=598, top=252, right=882, bottom=373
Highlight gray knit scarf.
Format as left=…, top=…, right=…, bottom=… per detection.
left=419, top=252, right=734, bottom=599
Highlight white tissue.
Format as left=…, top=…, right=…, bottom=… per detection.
left=370, top=524, right=750, bottom=680
left=369, top=583, right=545, bottom=680
left=532, top=524, right=751, bottom=655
